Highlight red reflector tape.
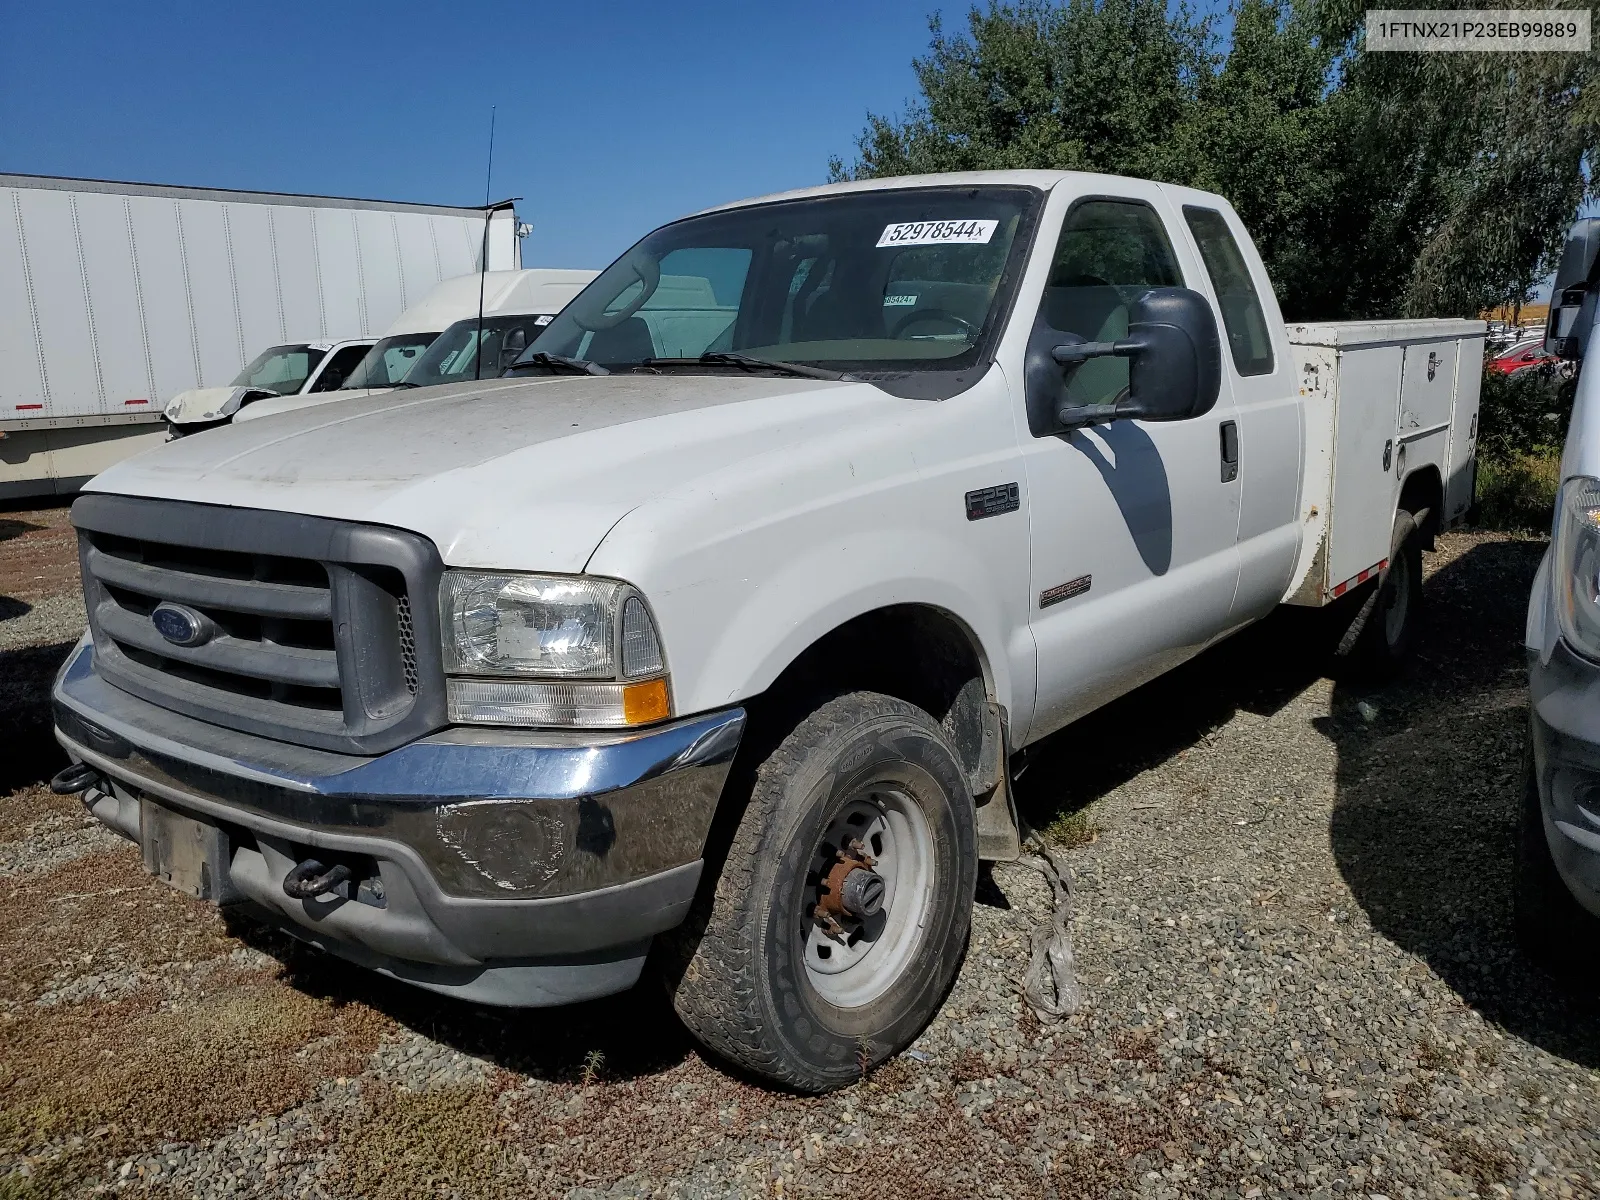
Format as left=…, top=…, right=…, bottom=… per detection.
left=16, top=403, right=42, bottom=411
left=123, top=398, right=148, bottom=405
left=1328, top=558, right=1389, bottom=601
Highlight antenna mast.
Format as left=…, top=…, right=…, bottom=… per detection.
left=475, top=106, right=497, bottom=380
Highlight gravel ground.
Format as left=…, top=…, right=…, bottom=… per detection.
left=1, top=506, right=1596, bottom=1199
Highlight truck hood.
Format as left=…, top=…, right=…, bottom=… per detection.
left=233, top=387, right=391, bottom=423
left=165, top=385, right=279, bottom=425
left=91, top=374, right=896, bottom=572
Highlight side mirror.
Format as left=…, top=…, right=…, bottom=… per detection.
left=499, top=329, right=529, bottom=371
left=1547, top=218, right=1600, bottom=360
left=1023, top=287, right=1222, bottom=436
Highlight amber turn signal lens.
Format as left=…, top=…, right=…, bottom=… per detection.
left=621, top=677, right=671, bottom=725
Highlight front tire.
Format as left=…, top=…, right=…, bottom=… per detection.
left=665, top=691, right=978, bottom=1092
left=1514, top=744, right=1600, bottom=981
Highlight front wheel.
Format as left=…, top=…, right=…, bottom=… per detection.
left=1514, top=744, right=1600, bottom=981
left=664, top=691, right=978, bottom=1092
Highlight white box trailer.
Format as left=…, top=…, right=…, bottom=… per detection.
left=0, top=173, right=521, bottom=498
left=1283, top=319, right=1484, bottom=605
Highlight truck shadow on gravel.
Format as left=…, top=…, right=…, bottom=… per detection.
left=224, top=916, right=701, bottom=1084
left=1323, top=540, right=1600, bottom=1069
left=1016, top=536, right=1598, bottom=1069
left=0, top=638, right=74, bottom=794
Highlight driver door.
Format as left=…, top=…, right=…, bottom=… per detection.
left=1019, top=190, right=1242, bottom=741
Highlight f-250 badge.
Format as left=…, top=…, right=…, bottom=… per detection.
left=965, top=483, right=1019, bottom=520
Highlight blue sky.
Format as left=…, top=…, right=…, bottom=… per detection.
left=0, top=0, right=1574, bottom=298
left=1, top=0, right=947, bottom=270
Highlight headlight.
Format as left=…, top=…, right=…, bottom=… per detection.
left=439, top=571, right=669, bottom=728
left=1555, top=476, right=1600, bottom=660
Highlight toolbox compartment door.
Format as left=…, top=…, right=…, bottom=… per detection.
left=1327, top=345, right=1403, bottom=592
left=1399, top=339, right=1460, bottom=435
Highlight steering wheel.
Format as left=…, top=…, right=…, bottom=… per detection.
left=890, top=308, right=978, bottom=340
left=571, top=254, right=662, bottom=332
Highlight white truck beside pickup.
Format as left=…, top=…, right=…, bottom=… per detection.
left=50, top=170, right=1482, bottom=1091
left=164, top=269, right=599, bottom=433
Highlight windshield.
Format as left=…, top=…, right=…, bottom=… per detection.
left=403, top=314, right=553, bottom=388
left=341, top=333, right=439, bottom=389
left=230, top=345, right=324, bottom=394
left=518, top=186, right=1040, bottom=390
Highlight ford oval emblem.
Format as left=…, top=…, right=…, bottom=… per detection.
left=150, top=602, right=212, bottom=648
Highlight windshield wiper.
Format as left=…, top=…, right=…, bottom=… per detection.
left=641, top=352, right=851, bottom=382
left=509, top=352, right=609, bottom=377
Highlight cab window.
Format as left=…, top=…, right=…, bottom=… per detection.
left=1183, top=206, right=1274, bottom=377
left=1038, top=200, right=1183, bottom=407
left=308, top=343, right=372, bottom=392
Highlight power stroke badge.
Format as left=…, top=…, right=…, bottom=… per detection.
left=1040, top=575, right=1093, bottom=608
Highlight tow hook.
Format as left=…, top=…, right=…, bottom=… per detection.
left=813, top=838, right=884, bottom=939
left=282, top=858, right=354, bottom=900
left=50, top=762, right=104, bottom=795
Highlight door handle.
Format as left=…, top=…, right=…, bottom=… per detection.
left=1219, top=420, right=1239, bottom=483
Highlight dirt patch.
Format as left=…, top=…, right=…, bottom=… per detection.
left=0, top=505, right=78, bottom=606
left=0, top=980, right=388, bottom=1196
left=0, top=848, right=237, bottom=1005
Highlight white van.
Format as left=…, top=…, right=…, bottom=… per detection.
left=234, top=269, right=597, bottom=424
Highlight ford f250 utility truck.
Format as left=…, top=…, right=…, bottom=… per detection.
left=49, top=171, right=1483, bottom=1091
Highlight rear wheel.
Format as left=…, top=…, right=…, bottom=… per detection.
left=665, top=691, right=978, bottom=1092
left=1337, top=509, right=1422, bottom=678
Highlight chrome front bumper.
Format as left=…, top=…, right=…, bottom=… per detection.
left=52, top=636, right=744, bottom=1006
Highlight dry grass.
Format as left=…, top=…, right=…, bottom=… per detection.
left=329, top=1083, right=522, bottom=1200
left=0, top=847, right=234, bottom=1005
left=1044, top=806, right=1101, bottom=850
left=1474, top=450, right=1561, bottom=532
left=0, top=982, right=387, bottom=1195
left=1439, top=1129, right=1517, bottom=1192
left=0, top=830, right=392, bottom=1196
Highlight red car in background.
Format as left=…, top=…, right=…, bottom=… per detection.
left=1490, top=337, right=1563, bottom=377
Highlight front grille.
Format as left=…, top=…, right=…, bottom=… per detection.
left=396, top=595, right=418, bottom=696
left=73, top=495, right=446, bottom=755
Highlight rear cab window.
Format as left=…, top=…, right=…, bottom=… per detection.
left=1182, top=207, right=1274, bottom=377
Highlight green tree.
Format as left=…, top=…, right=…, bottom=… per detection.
left=829, top=0, right=1211, bottom=180
left=833, top=0, right=1600, bottom=320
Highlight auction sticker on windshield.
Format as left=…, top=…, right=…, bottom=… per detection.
left=877, top=219, right=998, bottom=248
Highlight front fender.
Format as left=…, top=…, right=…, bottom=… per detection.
left=587, top=497, right=1034, bottom=736
left=582, top=368, right=1036, bottom=736
left=696, top=529, right=1011, bottom=712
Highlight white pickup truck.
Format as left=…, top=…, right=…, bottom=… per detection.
left=50, top=171, right=1482, bottom=1091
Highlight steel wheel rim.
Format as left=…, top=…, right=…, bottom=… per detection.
left=800, top=786, right=934, bottom=1009
left=1383, top=554, right=1411, bottom=645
